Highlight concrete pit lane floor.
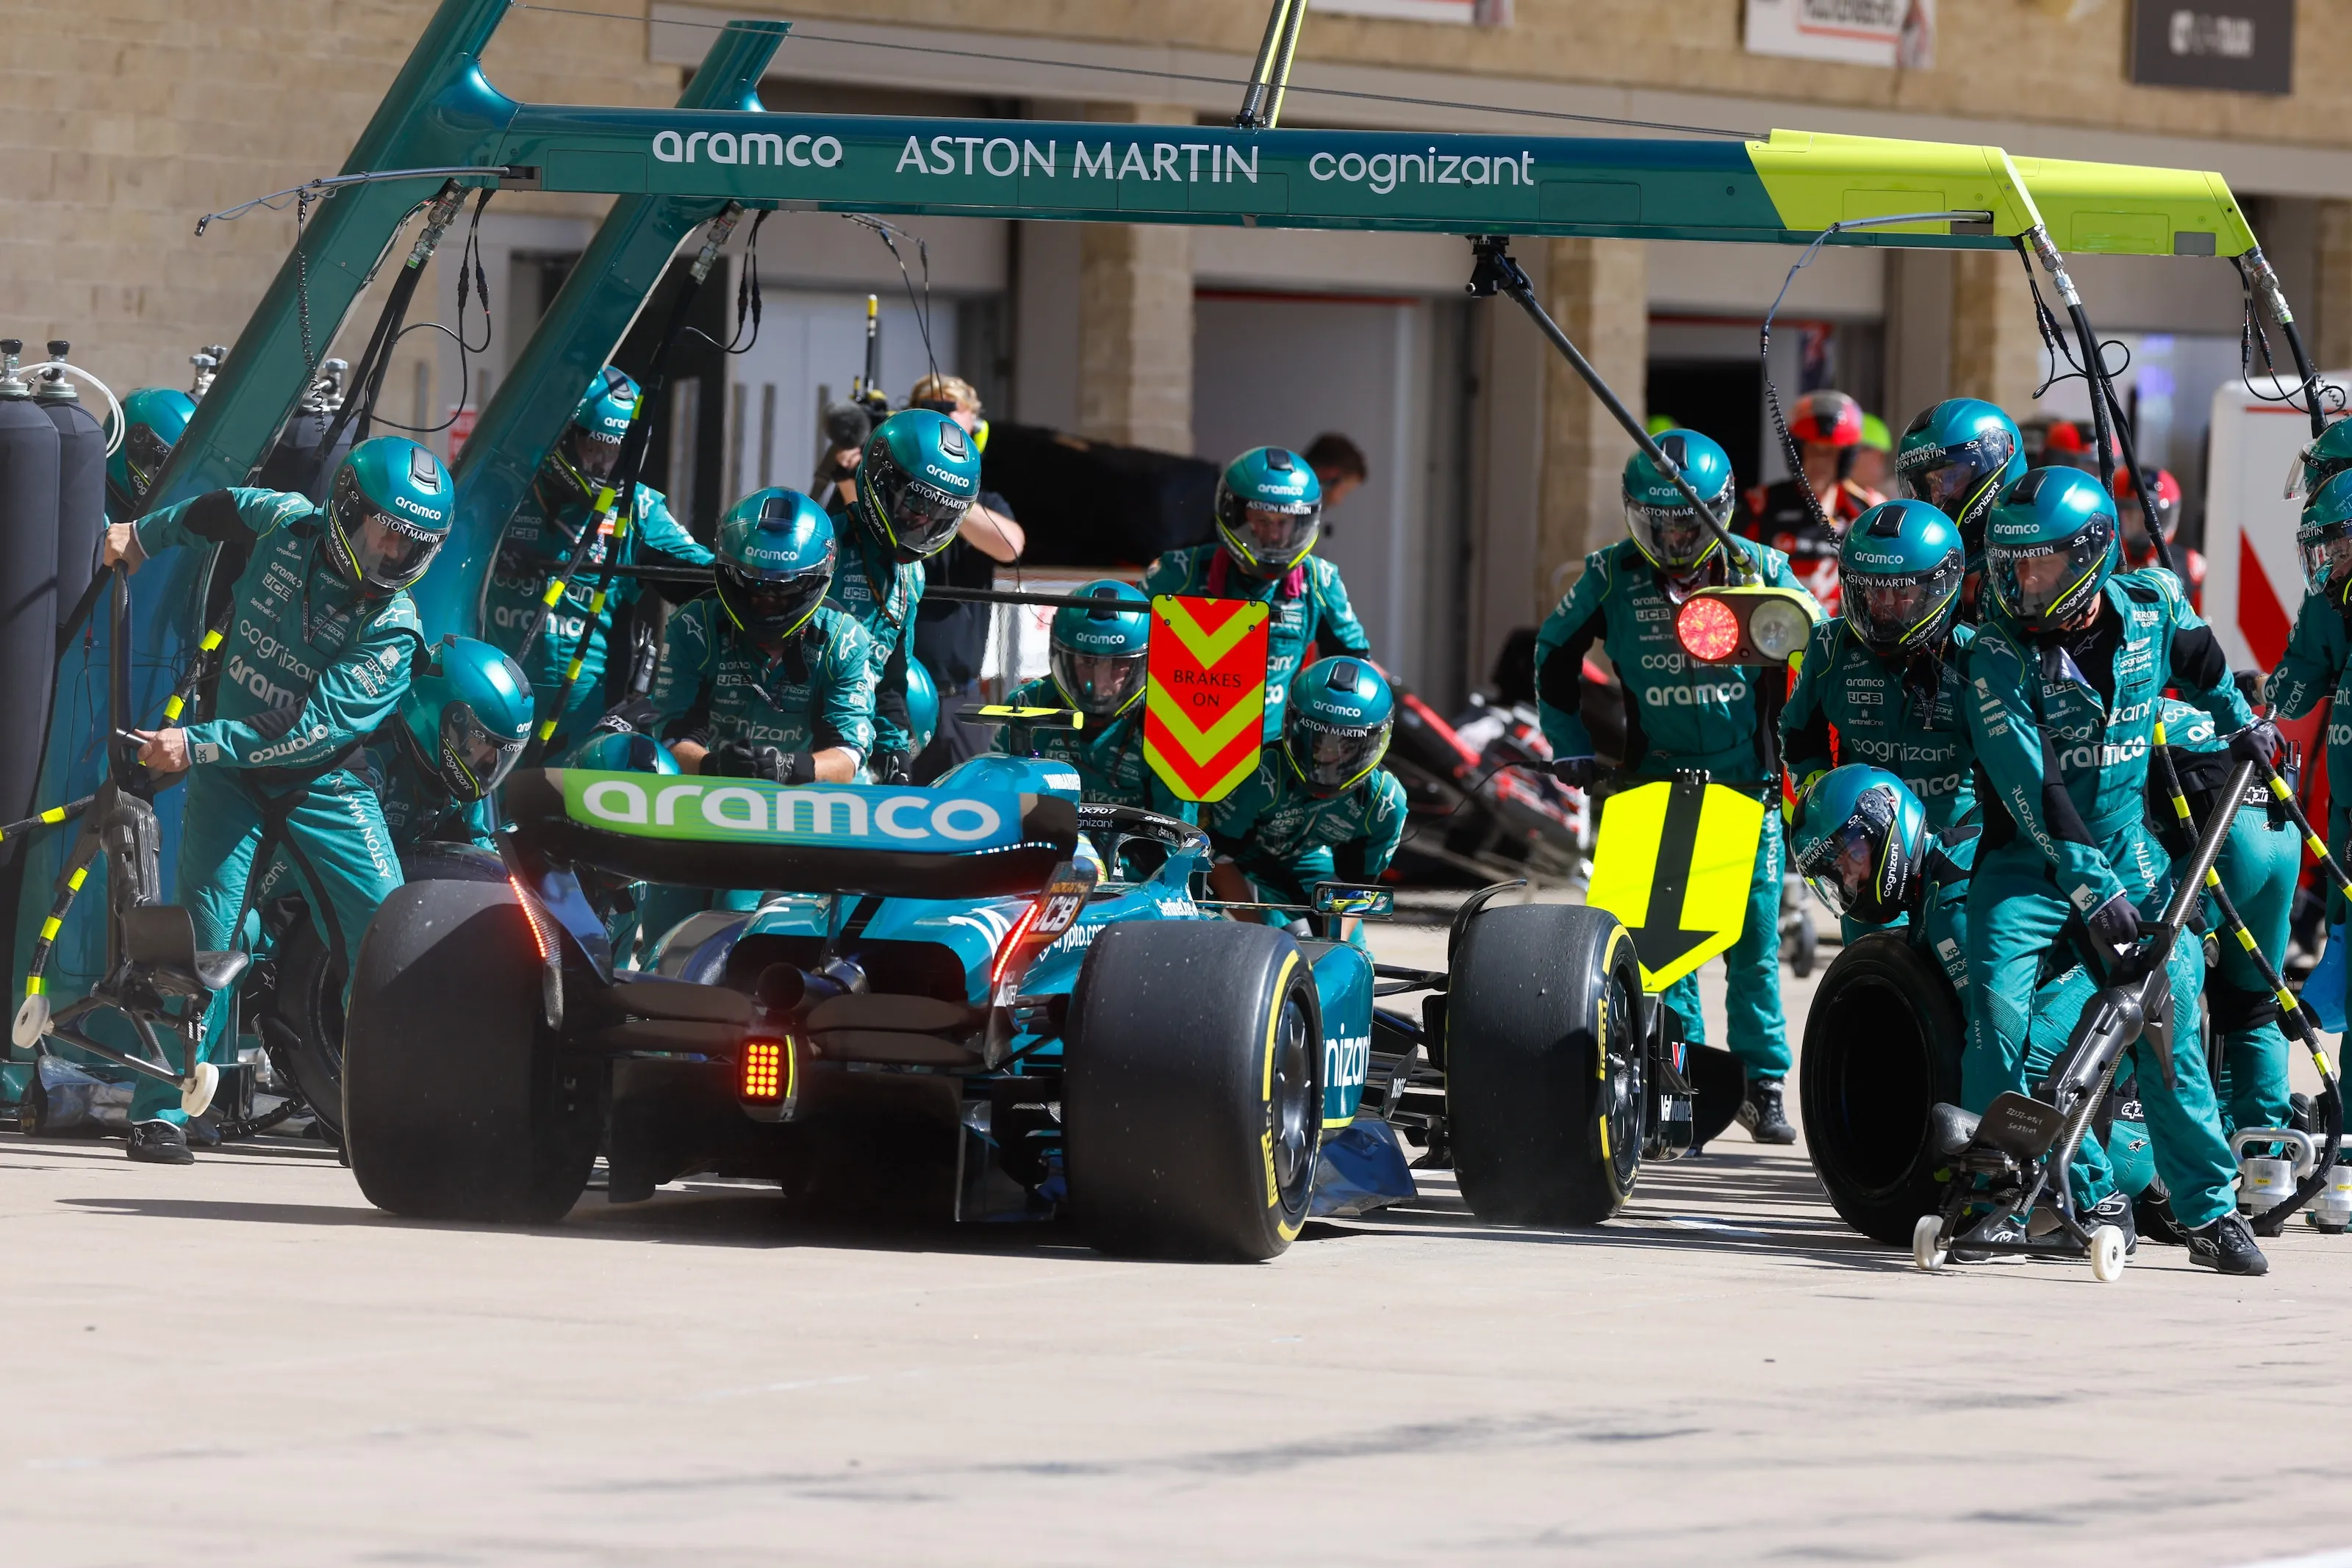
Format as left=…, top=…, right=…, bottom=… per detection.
left=7, top=892, right=2352, bottom=1567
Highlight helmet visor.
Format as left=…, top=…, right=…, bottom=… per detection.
left=717, top=564, right=830, bottom=650
left=439, top=701, right=523, bottom=800
left=330, top=475, right=441, bottom=594
left=1218, top=496, right=1322, bottom=574
left=870, top=460, right=970, bottom=557
left=1844, top=559, right=1961, bottom=652
left=1050, top=647, right=1146, bottom=716
left=123, top=422, right=176, bottom=502
left=570, top=427, right=623, bottom=483
left=1794, top=789, right=1910, bottom=924
left=1624, top=497, right=1723, bottom=571
left=1286, top=717, right=1391, bottom=792
left=2300, top=522, right=2352, bottom=596
left=1987, top=521, right=2112, bottom=628
left=1898, top=431, right=2015, bottom=522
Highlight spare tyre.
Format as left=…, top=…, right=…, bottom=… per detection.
left=1799, top=932, right=1963, bottom=1245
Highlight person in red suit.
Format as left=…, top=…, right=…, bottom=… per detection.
left=2115, top=465, right=2204, bottom=611
left=1741, top=389, right=1882, bottom=614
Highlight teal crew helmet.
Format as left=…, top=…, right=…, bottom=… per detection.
left=2297, top=469, right=2352, bottom=608
left=906, top=655, right=940, bottom=754
left=107, top=386, right=196, bottom=514
left=563, top=727, right=682, bottom=776
left=400, top=636, right=534, bottom=800
left=326, top=436, right=452, bottom=596
left=1788, top=765, right=1929, bottom=927
left=1213, top=445, right=1324, bottom=578
left=2287, top=417, right=2352, bottom=501
left=1050, top=579, right=1152, bottom=717
left=1983, top=467, right=2118, bottom=633
left=714, top=487, right=836, bottom=651
left=551, top=366, right=639, bottom=502
left=1840, top=500, right=1964, bottom=656
left=854, top=407, right=979, bottom=560
left=1893, top=398, right=2024, bottom=555
left=1621, top=429, right=1735, bottom=572
left=1285, top=656, right=1394, bottom=796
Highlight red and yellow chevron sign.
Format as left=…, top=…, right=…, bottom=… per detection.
left=1144, top=594, right=1270, bottom=802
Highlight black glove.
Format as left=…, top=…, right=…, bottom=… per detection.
left=592, top=697, right=664, bottom=738
left=2086, top=891, right=2147, bottom=959
left=870, top=747, right=913, bottom=785
left=2227, top=721, right=2282, bottom=771
left=702, top=741, right=811, bottom=783
left=1550, top=756, right=1602, bottom=788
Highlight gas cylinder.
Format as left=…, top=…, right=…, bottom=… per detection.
left=36, top=340, right=105, bottom=628
left=2312, top=1156, right=2352, bottom=1234
left=0, top=339, right=62, bottom=834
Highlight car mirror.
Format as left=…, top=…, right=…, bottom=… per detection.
left=1311, top=882, right=1394, bottom=918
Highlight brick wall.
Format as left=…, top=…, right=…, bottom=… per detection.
left=2, top=0, right=678, bottom=402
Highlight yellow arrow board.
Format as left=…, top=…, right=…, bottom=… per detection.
left=1582, top=778, right=1766, bottom=992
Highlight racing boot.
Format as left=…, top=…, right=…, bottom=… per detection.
left=2084, top=1190, right=2139, bottom=1256
left=2185, top=1212, right=2269, bottom=1276
left=1736, top=1077, right=1796, bottom=1145
left=125, top=1119, right=194, bottom=1165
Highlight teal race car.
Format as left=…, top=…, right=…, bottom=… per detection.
left=340, top=753, right=1381, bottom=1259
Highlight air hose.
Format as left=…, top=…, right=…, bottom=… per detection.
left=2016, top=229, right=2180, bottom=578
left=2151, top=726, right=2344, bottom=1230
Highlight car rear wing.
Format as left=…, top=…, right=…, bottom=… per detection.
left=500, top=769, right=1080, bottom=902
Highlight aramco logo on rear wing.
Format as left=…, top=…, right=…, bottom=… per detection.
left=562, top=771, right=1019, bottom=851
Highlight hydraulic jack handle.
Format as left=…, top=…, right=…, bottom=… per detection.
left=1466, top=237, right=1757, bottom=583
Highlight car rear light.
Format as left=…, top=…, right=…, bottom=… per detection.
left=509, top=873, right=558, bottom=963
left=988, top=900, right=1047, bottom=993
left=739, top=1037, right=789, bottom=1104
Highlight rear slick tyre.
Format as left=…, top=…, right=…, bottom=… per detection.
left=1064, top=921, right=1323, bottom=1262
left=343, top=880, right=600, bottom=1223
left=1446, top=902, right=1643, bottom=1226
left=1800, top=932, right=1964, bottom=1245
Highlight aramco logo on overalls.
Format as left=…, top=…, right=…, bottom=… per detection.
left=565, top=772, right=1020, bottom=851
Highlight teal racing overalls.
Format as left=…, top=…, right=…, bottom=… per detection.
left=635, top=598, right=878, bottom=946
left=484, top=473, right=711, bottom=752
left=2150, top=698, right=2299, bottom=1137
left=1962, top=571, right=2251, bottom=1227
left=2265, top=584, right=2352, bottom=1015
left=1535, top=536, right=1815, bottom=1082
left=994, top=675, right=1186, bottom=814
left=132, top=488, right=423, bottom=1124
left=1211, top=759, right=1408, bottom=949
left=1784, top=619, right=1980, bottom=946
left=822, top=513, right=925, bottom=763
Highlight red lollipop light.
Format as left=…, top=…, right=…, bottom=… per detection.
left=1676, top=594, right=1741, bottom=663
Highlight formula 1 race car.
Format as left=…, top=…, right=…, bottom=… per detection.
left=340, top=749, right=1741, bottom=1255
left=343, top=755, right=1374, bottom=1259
